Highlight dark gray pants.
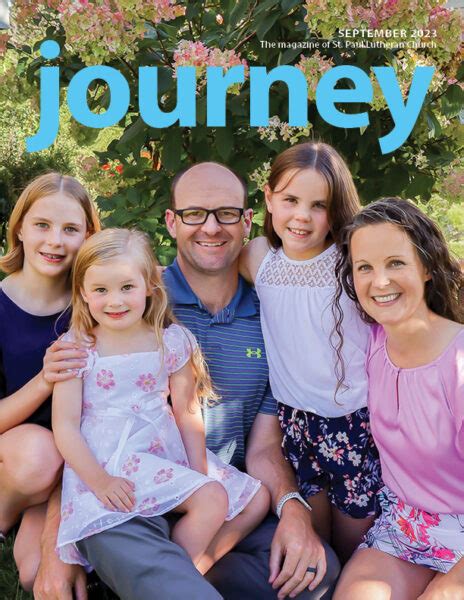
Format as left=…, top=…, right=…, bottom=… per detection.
left=77, top=514, right=340, bottom=600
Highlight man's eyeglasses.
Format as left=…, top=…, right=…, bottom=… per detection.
left=174, top=207, right=244, bottom=225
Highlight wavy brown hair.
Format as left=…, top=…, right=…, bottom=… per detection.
left=332, top=197, right=463, bottom=394
left=0, top=172, right=100, bottom=274
left=264, top=142, right=360, bottom=248
left=71, top=228, right=218, bottom=407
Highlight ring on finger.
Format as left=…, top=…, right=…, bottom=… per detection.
left=306, top=566, right=317, bottom=574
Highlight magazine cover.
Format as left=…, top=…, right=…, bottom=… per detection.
left=0, top=1, right=463, bottom=599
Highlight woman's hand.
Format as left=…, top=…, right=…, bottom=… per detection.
left=43, top=339, right=88, bottom=384
left=95, top=475, right=136, bottom=512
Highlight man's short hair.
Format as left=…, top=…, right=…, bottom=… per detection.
left=170, top=162, right=248, bottom=209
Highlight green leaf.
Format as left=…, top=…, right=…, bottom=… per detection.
left=441, top=85, right=464, bottom=119
left=456, top=62, right=464, bottom=81
left=161, top=128, right=182, bottom=171
left=255, top=0, right=281, bottom=16
left=185, top=2, right=201, bottom=19
left=425, top=111, right=442, bottom=138
left=117, top=118, right=147, bottom=147
left=256, top=12, right=280, bottom=41
left=228, top=0, right=249, bottom=30
left=279, top=48, right=302, bottom=65
left=405, top=173, right=435, bottom=199
left=157, top=66, right=175, bottom=97
left=215, top=127, right=234, bottom=161
left=280, top=0, right=301, bottom=11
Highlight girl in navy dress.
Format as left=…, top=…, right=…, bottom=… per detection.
left=0, top=173, right=100, bottom=589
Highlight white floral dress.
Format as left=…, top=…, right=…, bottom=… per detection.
left=57, top=324, right=261, bottom=568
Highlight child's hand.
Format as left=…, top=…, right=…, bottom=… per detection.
left=95, top=475, right=136, bottom=512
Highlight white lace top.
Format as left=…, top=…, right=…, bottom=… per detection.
left=255, top=244, right=370, bottom=417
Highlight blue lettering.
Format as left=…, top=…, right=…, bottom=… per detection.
left=26, top=40, right=60, bottom=152
left=206, top=66, right=245, bottom=126
left=250, top=66, right=307, bottom=126
left=68, top=66, right=129, bottom=127
left=25, top=56, right=434, bottom=154
left=316, top=65, right=371, bottom=128
left=374, top=66, right=435, bottom=154
left=139, top=66, right=196, bottom=127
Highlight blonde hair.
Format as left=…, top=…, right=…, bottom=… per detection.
left=71, top=228, right=217, bottom=407
left=0, top=172, right=101, bottom=274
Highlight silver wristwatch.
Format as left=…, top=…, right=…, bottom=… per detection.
left=276, top=492, right=312, bottom=519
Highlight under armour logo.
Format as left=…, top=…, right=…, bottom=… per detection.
left=246, top=348, right=262, bottom=358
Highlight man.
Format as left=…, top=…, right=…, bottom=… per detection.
left=162, top=162, right=339, bottom=599
left=33, top=162, right=339, bottom=600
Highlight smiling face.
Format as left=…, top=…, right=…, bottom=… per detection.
left=165, top=163, right=252, bottom=276
left=351, top=222, right=431, bottom=328
left=265, top=168, right=330, bottom=260
left=81, top=256, right=150, bottom=334
left=18, top=192, right=88, bottom=279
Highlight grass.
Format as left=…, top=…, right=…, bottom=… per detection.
left=1, top=535, right=118, bottom=600
left=0, top=537, right=32, bottom=600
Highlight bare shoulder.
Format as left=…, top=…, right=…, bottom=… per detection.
left=240, top=236, right=271, bottom=283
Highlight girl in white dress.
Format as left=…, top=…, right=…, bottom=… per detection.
left=53, top=228, right=269, bottom=573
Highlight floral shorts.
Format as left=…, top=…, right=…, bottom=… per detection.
left=277, top=403, right=382, bottom=518
left=359, top=486, right=464, bottom=573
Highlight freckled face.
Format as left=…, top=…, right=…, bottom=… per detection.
left=265, top=168, right=331, bottom=261
left=351, top=223, right=431, bottom=327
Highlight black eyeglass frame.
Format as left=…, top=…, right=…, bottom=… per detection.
left=173, top=207, right=245, bottom=225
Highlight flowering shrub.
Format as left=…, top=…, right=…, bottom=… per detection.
left=3, top=0, right=463, bottom=263
left=296, top=51, right=334, bottom=101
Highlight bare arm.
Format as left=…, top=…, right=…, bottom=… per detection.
left=0, top=372, right=52, bottom=433
left=239, top=236, right=270, bottom=283
left=246, top=412, right=327, bottom=597
left=170, top=360, right=208, bottom=475
left=52, top=377, right=135, bottom=512
left=0, top=339, right=88, bottom=434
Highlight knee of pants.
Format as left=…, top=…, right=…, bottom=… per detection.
left=2, top=426, right=63, bottom=496
left=319, top=542, right=341, bottom=593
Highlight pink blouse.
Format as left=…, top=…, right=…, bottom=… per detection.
left=367, top=325, right=464, bottom=514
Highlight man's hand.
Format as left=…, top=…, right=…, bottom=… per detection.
left=269, top=501, right=326, bottom=599
left=33, top=549, right=87, bottom=600
left=43, top=340, right=88, bottom=384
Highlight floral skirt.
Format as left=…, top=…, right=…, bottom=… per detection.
left=359, top=486, right=464, bottom=573
left=278, top=403, right=382, bottom=518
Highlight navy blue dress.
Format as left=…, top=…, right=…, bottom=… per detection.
left=0, top=289, right=70, bottom=430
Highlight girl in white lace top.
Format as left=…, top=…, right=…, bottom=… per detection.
left=240, top=142, right=382, bottom=564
